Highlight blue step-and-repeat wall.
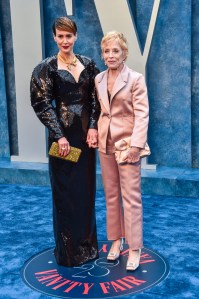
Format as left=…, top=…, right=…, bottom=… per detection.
left=0, top=0, right=199, bottom=169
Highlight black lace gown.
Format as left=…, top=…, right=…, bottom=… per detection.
left=30, top=55, right=100, bottom=267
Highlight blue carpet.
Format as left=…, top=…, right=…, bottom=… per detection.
left=0, top=184, right=198, bottom=298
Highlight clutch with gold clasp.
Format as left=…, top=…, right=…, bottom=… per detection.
left=49, top=142, right=82, bottom=163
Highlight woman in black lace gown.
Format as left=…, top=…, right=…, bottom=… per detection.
left=30, top=17, right=100, bottom=267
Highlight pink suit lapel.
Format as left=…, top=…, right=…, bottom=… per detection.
left=110, top=64, right=129, bottom=104
left=97, top=70, right=110, bottom=114
left=97, top=64, right=129, bottom=111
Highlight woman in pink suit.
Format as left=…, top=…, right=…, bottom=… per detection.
left=95, top=31, right=149, bottom=271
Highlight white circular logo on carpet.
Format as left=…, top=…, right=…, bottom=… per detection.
left=21, top=241, right=169, bottom=298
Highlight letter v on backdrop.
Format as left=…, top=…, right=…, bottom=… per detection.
left=64, top=0, right=73, bottom=15
left=10, top=0, right=159, bottom=165
left=94, top=0, right=160, bottom=75
left=94, top=0, right=160, bottom=169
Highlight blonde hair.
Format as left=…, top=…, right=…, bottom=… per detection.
left=101, top=31, right=128, bottom=60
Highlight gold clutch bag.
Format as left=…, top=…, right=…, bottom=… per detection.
left=49, top=142, right=82, bottom=163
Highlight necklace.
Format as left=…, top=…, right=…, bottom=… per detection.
left=58, top=53, right=77, bottom=70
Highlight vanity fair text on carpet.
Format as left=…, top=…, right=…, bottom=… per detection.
left=34, top=244, right=155, bottom=296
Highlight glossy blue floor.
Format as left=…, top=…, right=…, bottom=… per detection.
left=0, top=184, right=198, bottom=299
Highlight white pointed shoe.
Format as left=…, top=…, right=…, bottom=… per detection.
left=107, top=238, right=124, bottom=261
left=126, top=248, right=141, bottom=271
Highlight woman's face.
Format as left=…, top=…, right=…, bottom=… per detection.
left=54, top=28, right=77, bottom=55
left=102, top=40, right=126, bottom=70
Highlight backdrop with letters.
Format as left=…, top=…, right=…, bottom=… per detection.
left=0, top=0, right=198, bottom=168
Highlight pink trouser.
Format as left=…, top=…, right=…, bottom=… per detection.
left=99, top=149, right=143, bottom=249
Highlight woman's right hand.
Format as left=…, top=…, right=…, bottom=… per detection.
left=122, top=146, right=141, bottom=164
left=58, top=137, right=70, bottom=156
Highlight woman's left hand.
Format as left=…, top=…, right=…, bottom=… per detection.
left=122, top=147, right=141, bottom=163
left=86, top=129, right=98, bottom=148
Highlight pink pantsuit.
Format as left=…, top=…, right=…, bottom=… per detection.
left=95, top=64, right=149, bottom=249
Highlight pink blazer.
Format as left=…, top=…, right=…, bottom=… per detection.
left=95, top=64, right=149, bottom=153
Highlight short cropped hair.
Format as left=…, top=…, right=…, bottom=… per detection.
left=101, top=31, right=128, bottom=60
left=52, top=17, right=77, bottom=35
